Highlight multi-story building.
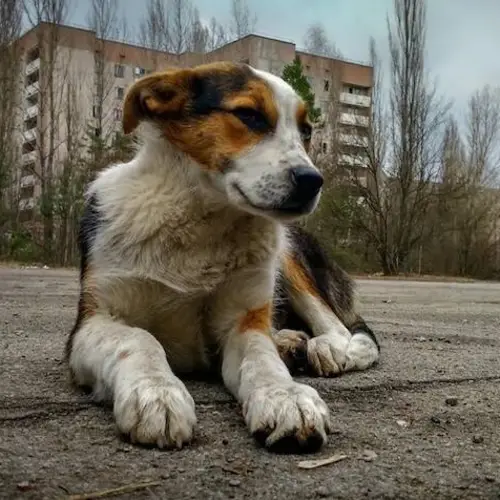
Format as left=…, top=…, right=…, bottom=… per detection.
left=14, top=22, right=373, bottom=219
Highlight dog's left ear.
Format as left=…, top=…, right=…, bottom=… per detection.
left=122, top=68, right=196, bottom=135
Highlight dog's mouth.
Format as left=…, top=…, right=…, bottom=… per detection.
left=232, top=183, right=317, bottom=219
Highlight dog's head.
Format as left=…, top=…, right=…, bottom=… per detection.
left=123, top=61, right=323, bottom=221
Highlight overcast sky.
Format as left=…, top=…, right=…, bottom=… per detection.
left=67, top=0, right=500, bottom=120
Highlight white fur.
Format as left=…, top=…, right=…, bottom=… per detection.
left=69, top=66, right=332, bottom=451
left=224, top=68, right=321, bottom=220
left=285, top=291, right=379, bottom=376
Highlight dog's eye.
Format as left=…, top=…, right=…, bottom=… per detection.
left=231, top=107, right=270, bottom=133
left=300, top=124, right=312, bottom=142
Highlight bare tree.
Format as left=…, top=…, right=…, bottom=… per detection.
left=229, top=0, right=257, bottom=40
left=170, top=0, right=194, bottom=54
left=0, top=0, right=23, bottom=254
left=303, top=23, right=338, bottom=57
left=206, top=16, right=228, bottom=51
left=455, top=86, right=500, bottom=275
left=341, top=0, right=450, bottom=275
left=138, top=0, right=171, bottom=53
left=23, top=0, right=71, bottom=262
left=190, top=7, right=209, bottom=53
left=465, top=85, right=500, bottom=185
left=86, top=0, right=122, bottom=170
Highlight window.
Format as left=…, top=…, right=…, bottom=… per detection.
left=24, top=117, right=37, bottom=130
left=114, top=108, right=122, bottom=121
left=22, top=163, right=35, bottom=177
left=324, top=80, right=330, bottom=92
left=92, top=105, right=101, bottom=118
left=134, top=67, right=146, bottom=77
left=116, top=87, right=124, bottom=100
left=114, top=64, right=125, bottom=78
left=20, top=186, right=34, bottom=199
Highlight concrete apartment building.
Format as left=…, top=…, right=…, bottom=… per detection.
left=15, top=22, right=373, bottom=219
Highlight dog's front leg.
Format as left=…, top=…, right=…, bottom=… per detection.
left=68, top=315, right=196, bottom=449
left=211, top=268, right=332, bottom=453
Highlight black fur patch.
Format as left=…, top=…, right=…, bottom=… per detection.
left=189, top=63, right=254, bottom=117
left=273, top=225, right=379, bottom=351
left=65, top=193, right=101, bottom=360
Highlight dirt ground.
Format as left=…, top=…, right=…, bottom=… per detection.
left=1, top=267, right=499, bottom=500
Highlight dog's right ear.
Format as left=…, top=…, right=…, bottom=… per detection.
left=122, top=68, right=195, bottom=135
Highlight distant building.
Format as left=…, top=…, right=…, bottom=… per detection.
left=15, top=22, right=373, bottom=218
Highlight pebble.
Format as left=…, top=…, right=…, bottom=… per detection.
left=430, top=416, right=441, bottom=424
left=17, top=482, right=33, bottom=492
left=472, top=435, right=484, bottom=444
left=445, top=397, right=458, bottom=406
left=316, top=486, right=330, bottom=497
left=229, top=479, right=241, bottom=487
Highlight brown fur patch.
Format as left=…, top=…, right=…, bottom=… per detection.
left=80, top=267, right=98, bottom=319
left=118, top=350, right=130, bottom=360
left=296, top=101, right=312, bottom=152
left=122, top=62, right=278, bottom=171
left=283, top=254, right=319, bottom=298
left=238, top=303, right=272, bottom=334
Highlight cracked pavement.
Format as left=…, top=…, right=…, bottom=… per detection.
left=1, top=267, right=499, bottom=499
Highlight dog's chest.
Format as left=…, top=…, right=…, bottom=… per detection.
left=132, top=206, right=281, bottom=293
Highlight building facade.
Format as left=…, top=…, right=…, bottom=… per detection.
left=15, top=23, right=373, bottom=218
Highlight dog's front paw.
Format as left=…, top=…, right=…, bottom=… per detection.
left=307, top=334, right=350, bottom=377
left=114, top=377, right=196, bottom=449
left=243, top=382, right=332, bottom=453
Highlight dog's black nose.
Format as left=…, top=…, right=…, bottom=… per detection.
left=276, top=166, right=323, bottom=214
left=290, top=166, right=324, bottom=200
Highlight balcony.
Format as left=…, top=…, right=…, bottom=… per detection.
left=19, top=197, right=36, bottom=211
left=339, top=154, right=368, bottom=167
left=339, top=112, right=369, bottom=127
left=25, top=82, right=40, bottom=98
left=23, top=129, right=36, bottom=142
left=339, top=133, right=368, bottom=147
left=24, top=104, right=39, bottom=121
left=26, top=58, right=40, bottom=75
left=340, top=92, right=371, bottom=107
left=20, top=175, right=35, bottom=187
left=22, top=151, right=37, bottom=164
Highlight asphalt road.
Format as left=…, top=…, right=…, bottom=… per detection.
left=1, top=267, right=499, bottom=500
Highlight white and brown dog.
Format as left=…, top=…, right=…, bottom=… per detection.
left=66, top=62, right=380, bottom=454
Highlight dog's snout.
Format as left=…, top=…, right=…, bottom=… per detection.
left=273, top=166, right=323, bottom=215
left=290, top=166, right=324, bottom=200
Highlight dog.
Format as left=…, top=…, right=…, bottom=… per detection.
left=66, top=61, right=380, bottom=454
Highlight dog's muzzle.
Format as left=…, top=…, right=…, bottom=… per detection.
left=277, top=166, right=324, bottom=214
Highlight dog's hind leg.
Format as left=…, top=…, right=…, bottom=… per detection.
left=275, top=227, right=380, bottom=377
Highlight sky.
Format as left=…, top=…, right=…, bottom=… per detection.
left=67, top=0, right=500, bottom=121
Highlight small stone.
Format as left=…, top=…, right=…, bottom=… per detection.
left=17, top=482, right=33, bottom=492
left=445, top=397, right=458, bottom=406
left=316, top=486, right=330, bottom=497
left=472, top=435, right=484, bottom=444
left=430, top=416, right=441, bottom=424
left=161, top=473, right=170, bottom=480
left=229, top=479, right=241, bottom=487
left=359, top=449, right=378, bottom=462
left=485, top=476, right=495, bottom=482
left=222, top=438, right=229, bottom=445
